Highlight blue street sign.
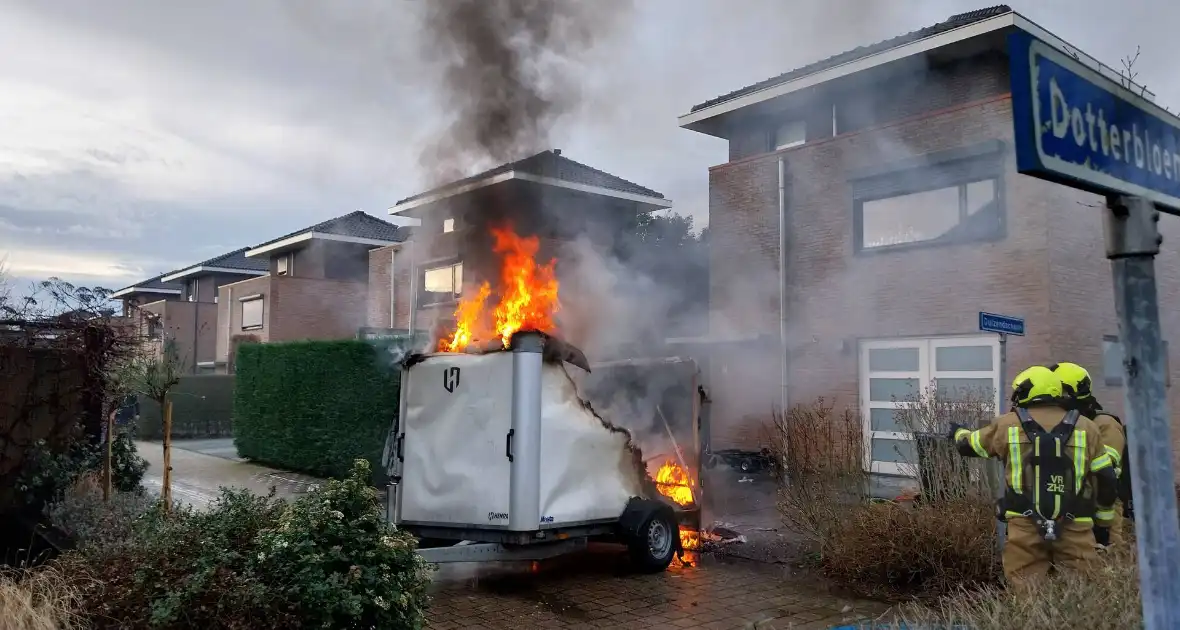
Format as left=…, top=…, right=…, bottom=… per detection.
left=979, top=312, right=1025, bottom=336
left=1008, top=30, right=1180, bottom=213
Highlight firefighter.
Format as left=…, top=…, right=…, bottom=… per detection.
left=1050, top=361, right=1129, bottom=547
left=948, top=365, right=1119, bottom=584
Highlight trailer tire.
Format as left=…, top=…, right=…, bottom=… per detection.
left=626, top=508, right=679, bottom=573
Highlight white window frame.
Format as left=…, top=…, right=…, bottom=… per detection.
left=276, top=254, right=291, bottom=276
left=774, top=120, right=806, bottom=150
left=443, top=218, right=455, bottom=233
left=859, top=335, right=1000, bottom=476
left=240, top=296, right=264, bottom=331
left=419, top=260, right=463, bottom=306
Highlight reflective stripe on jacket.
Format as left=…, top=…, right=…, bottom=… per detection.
left=953, top=405, right=1116, bottom=526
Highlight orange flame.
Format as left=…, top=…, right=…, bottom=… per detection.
left=651, top=460, right=700, bottom=559
left=653, top=460, right=695, bottom=506
left=439, top=225, right=561, bottom=353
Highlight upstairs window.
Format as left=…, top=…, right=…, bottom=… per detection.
left=852, top=144, right=1006, bottom=253
left=443, top=218, right=455, bottom=233
left=241, top=296, right=264, bottom=330
left=420, top=261, right=463, bottom=306
left=773, top=120, right=806, bottom=150
left=276, top=254, right=291, bottom=276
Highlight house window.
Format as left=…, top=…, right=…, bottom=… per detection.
left=241, top=297, right=264, bottom=330
left=856, top=177, right=1001, bottom=251
left=773, top=120, right=806, bottom=150
left=419, top=261, right=463, bottom=306
left=276, top=254, right=291, bottom=276
left=1103, top=335, right=1171, bottom=387
left=860, top=335, right=1000, bottom=476
left=187, top=279, right=197, bottom=302
left=146, top=317, right=162, bottom=340
left=443, top=218, right=455, bottom=233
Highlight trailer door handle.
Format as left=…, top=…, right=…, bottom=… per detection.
left=506, top=429, right=514, bottom=462
left=396, top=434, right=405, bottom=461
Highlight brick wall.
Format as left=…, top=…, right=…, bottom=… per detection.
left=1047, top=188, right=1180, bottom=470
left=706, top=56, right=1180, bottom=459
left=216, top=276, right=273, bottom=364
left=269, top=276, right=368, bottom=342
left=368, top=244, right=413, bottom=331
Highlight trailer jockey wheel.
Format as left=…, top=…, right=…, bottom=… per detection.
left=623, top=503, right=679, bottom=574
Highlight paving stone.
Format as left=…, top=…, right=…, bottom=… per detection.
left=426, top=554, right=889, bottom=630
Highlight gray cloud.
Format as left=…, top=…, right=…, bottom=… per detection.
left=0, top=0, right=1175, bottom=292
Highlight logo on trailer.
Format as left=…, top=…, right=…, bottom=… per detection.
left=443, top=366, right=461, bottom=393
left=539, top=516, right=554, bottom=523
left=487, top=512, right=509, bottom=521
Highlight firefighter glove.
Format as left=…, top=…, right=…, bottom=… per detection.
left=947, top=422, right=967, bottom=443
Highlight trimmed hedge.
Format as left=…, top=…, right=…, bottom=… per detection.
left=233, top=339, right=403, bottom=483
left=137, top=375, right=234, bottom=440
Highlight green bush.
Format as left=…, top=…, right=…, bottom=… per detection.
left=45, top=474, right=154, bottom=552
left=64, top=460, right=431, bottom=629
left=233, top=339, right=402, bottom=482
left=137, top=375, right=234, bottom=440
left=16, top=427, right=149, bottom=511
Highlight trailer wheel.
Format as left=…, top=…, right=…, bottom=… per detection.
left=627, top=509, right=678, bottom=573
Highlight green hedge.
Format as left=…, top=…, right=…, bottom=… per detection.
left=233, top=339, right=404, bottom=483
left=137, top=375, right=234, bottom=440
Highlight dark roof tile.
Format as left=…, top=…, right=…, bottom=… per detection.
left=396, top=150, right=665, bottom=206
left=689, top=5, right=1013, bottom=113
left=251, top=211, right=405, bottom=250
left=114, top=273, right=182, bottom=295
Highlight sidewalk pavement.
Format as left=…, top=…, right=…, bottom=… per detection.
left=136, top=440, right=323, bottom=507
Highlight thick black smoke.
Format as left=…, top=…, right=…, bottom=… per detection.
left=416, top=0, right=631, bottom=182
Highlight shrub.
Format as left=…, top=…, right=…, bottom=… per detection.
left=893, top=384, right=999, bottom=503
left=772, top=398, right=870, bottom=550
left=45, top=474, right=154, bottom=552
left=66, top=459, right=430, bottom=629
left=0, top=564, right=89, bottom=630
left=821, top=498, right=1000, bottom=599
left=16, top=427, right=148, bottom=511
left=773, top=390, right=1002, bottom=599
left=895, top=542, right=1140, bottom=628
left=234, top=340, right=402, bottom=482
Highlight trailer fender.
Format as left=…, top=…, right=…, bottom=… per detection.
left=618, top=497, right=681, bottom=552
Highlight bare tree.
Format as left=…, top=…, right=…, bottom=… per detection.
left=116, top=339, right=185, bottom=511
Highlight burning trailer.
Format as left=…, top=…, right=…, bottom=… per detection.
left=386, top=331, right=699, bottom=572
left=381, top=224, right=703, bottom=572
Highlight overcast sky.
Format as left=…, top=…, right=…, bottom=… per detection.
left=0, top=0, right=1171, bottom=293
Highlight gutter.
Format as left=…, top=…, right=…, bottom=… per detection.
left=778, top=157, right=789, bottom=415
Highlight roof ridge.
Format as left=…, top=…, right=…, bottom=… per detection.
left=688, top=4, right=1014, bottom=114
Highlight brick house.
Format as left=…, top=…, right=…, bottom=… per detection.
left=680, top=5, right=1180, bottom=474
left=217, top=211, right=404, bottom=370
left=367, top=150, right=671, bottom=342
left=114, top=250, right=268, bottom=373
left=111, top=274, right=183, bottom=316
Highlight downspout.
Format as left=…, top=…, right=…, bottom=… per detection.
left=778, top=156, right=789, bottom=415
left=388, top=247, right=397, bottom=329
left=225, top=286, right=233, bottom=372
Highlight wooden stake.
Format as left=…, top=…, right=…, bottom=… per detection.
left=103, top=409, right=115, bottom=501
left=162, top=397, right=173, bottom=513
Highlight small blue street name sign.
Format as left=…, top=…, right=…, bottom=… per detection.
left=1009, top=30, right=1180, bottom=213
left=979, top=312, right=1025, bottom=336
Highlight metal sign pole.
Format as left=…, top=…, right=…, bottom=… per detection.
left=1104, top=195, right=1180, bottom=629
left=995, top=332, right=1008, bottom=552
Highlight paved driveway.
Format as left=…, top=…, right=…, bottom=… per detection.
left=141, top=442, right=889, bottom=629
left=427, top=550, right=887, bottom=629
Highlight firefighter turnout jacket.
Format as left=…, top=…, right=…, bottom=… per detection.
left=954, top=405, right=1119, bottom=532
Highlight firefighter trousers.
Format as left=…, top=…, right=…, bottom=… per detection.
left=1003, top=517, right=1097, bottom=585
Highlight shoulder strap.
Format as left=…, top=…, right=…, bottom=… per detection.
left=1051, top=409, right=1081, bottom=439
